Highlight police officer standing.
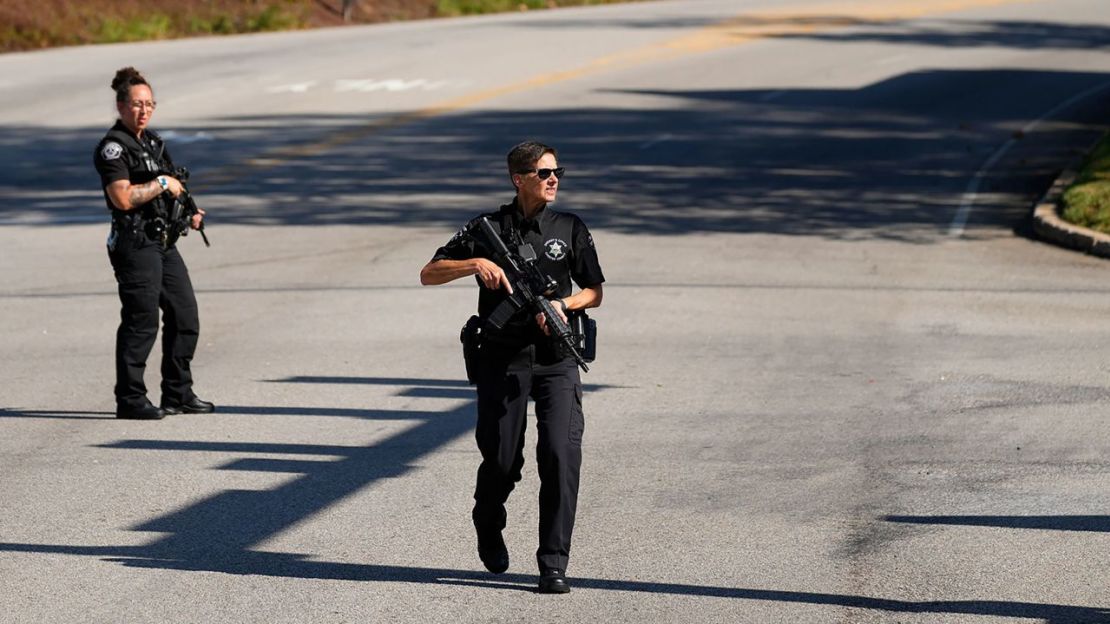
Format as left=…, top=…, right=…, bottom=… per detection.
left=420, top=141, right=605, bottom=593
left=93, top=67, right=214, bottom=420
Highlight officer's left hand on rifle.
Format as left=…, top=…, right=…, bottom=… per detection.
left=536, top=298, right=569, bottom=337
left=158, top=166, right=210, bottom=247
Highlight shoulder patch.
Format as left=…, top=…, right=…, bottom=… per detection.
left=449, top=221, right=476, bottom=244
left=100, top=142, right=123, bottom=161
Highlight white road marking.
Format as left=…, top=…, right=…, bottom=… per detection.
left=334, top=79, right=451, bottom=92
left=758, top=90, right=787, bottom=102
left=266, top=81, right=317, bottom=94
left=266, top=79, right=454, bottom=95
left=949, top=80, right=1110, bottom=238
left=160, top=130, right=214, bottom=144
left=639, top=134, right=673, bottom=150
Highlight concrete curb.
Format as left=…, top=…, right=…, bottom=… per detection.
left=1031, top=140, right=1110, bottom=259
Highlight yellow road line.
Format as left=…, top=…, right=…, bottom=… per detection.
left=199, top=0, right=1038, bottom=189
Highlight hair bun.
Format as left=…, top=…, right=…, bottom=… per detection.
left=111, top=66, right=145, bottom=92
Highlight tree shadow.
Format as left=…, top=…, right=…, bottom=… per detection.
left=513, top=15, right=1110, bottom=53
left=783, top=19, right=1110, bottom=51
left=2, top=68, right=1108, bottom=241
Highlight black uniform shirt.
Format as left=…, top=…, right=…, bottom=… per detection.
left=93, top=121, right=174, bottom=214
left=432, top=198, right=605, bottom=343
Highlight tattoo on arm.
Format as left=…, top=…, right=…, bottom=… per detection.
left=127, top=180, right=160, bottom=209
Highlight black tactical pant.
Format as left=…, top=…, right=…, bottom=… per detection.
left=107, top=225, right=199, bottom=409
left=472, top=341, right=584, bottom=572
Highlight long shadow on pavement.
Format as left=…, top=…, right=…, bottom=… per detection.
left=0, top=409, right=115, bottom=419
left=887, top=514, right=1110, bottom=533
left=0, top=377, right=1106, bottom=620
left=0, top=540, right=1106, bottom=621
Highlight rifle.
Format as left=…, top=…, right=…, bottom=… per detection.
left=160, top=166, right=210, bottom=248
left=471, top=216, right=589, bottom=373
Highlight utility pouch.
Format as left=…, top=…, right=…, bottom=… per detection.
left=569, top=312, right=597, bottom=363
left=460, top=315, right=484, bottom=384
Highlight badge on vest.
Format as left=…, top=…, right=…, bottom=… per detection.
left=544, top=238, right=568, bottom=261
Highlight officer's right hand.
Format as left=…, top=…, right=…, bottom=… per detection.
left=162, top=176, right=185, bottom=198
left=474, top=258, right=512, bottom=294
left=190, top=206, right=205, bottom=230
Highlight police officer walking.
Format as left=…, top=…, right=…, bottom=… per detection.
left=93, top=67, right=214, bottom=420
left=420, top=141, right=605, bottom=593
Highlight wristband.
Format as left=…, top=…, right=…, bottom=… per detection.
left=556, top=299, right=568, bottom=313
left=157, top=176, right=168, bottom=191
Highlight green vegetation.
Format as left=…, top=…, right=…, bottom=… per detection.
left=0, top=23, right=77, bottom=50
left=92, top=5, right=307, bottom=44
left=95, top=16, right=174, bottom=43
left=0, top=0, right=639, bottom=53
left=0, top=1, right=311, bottom=52
left=435, top=0, right=628, bottom=17
left=436, top=0, right=551, bottom=16
left=185, top=5, right=306, bottom=36
left=1059, top=133, right=1110, bottom=235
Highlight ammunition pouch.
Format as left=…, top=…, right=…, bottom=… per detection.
left=569, top=311, right=597, bottom=363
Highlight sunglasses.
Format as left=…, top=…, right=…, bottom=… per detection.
left=518, top=167, right=565, bottom=180
left=127, top=100, right=157, bottom=112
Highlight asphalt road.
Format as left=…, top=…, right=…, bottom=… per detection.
left=1, top=1, right=1109, bottom=622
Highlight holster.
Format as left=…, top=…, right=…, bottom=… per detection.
left=569, top=311, right=597, bottom=363
left=460, top=315, right=484, bottom=384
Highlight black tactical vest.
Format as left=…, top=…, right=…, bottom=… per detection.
left=96, top=124, right=171, bottom=218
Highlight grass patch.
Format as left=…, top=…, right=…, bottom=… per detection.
left=437, top=0, right=549, bottom=15
left=0, top=2, right=311, bottom=51
left=1059, top=133, right=1110, bottom=235
left=94, top=15, right=174, bottom=43
left=92, top=5, right=307, bottom=43
left=0, top=24, right=71, bottom=49
left=186, top=6, right=306, bottom=36
left=0, top=0, right=641, bottom=52
left=435, top=0, right=629, bottom=17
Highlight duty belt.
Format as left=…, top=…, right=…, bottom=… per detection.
left=111, top=210, right=165, bottom=241
left=111, top=211, right=142, bottom=231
